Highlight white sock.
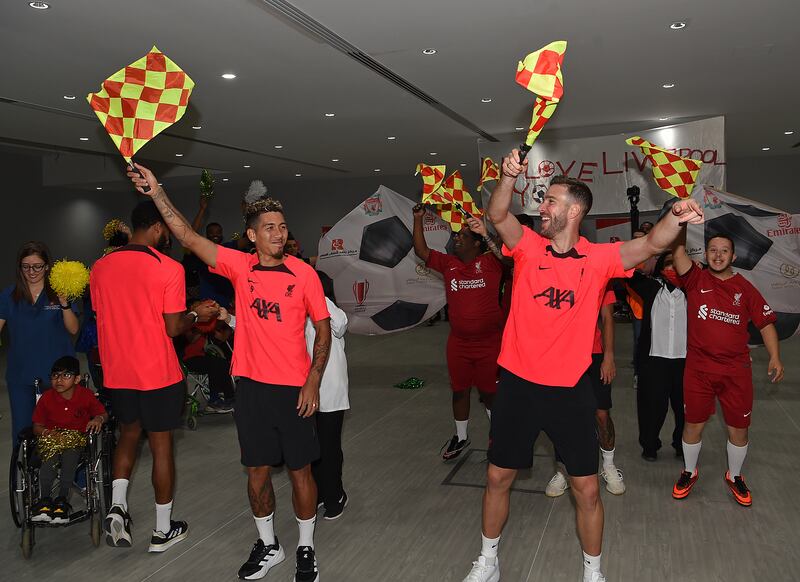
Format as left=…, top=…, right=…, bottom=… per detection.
left=112, top=479, right=129, bottom=511
left=155, top=500, right=172, bottom=534
left=485, top=408, right=492, bottom=421
left=254, top=513, right=275, bottom=545
left=682, top=440, right=702, bottom=474
left=481, top=532, right=500, bottom=565
left=600, top=447, right=615, bottom=470
left=296, top=515, right=316, bottom=548
left=727, top=440, right=748, bottom=478
left=583, top=551, right=601, bottom=575
left=455, top=419, right=469, bottom=441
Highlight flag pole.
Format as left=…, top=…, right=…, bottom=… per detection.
left=128, top=158, right=151, bottom=193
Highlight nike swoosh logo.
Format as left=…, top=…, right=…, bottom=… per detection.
left=700, top=289, right=713, bottom=293
left=744, top=411, right=752, bottom=417
left=538, top=266, right=551, bottom=270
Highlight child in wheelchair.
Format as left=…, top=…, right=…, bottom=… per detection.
left=30, top=356, right=108, bottom=523
left=181, top=312, right=235, bottom=413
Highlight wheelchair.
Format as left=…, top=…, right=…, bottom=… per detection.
left=8, top=377, right=115, bottom=558
left=184, top=339, right=235, bottom=431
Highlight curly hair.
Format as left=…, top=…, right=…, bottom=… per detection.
left=245, top=197, right=284, bottom=230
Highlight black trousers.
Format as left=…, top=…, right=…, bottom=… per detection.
left=312, top=410, right=345, bottom=508
left=184, top=356, right=235, bottom=399
left=637, top=355, right=685, bottom=456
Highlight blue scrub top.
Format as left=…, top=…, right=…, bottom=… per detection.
left=0, top=285, right=77, bottom=386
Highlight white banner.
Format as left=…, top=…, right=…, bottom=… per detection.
left=316, top=186, right=451, bottom=335
left=479, top=116, right=726, bottom=216
left=686, top=186, right=800, bottom=342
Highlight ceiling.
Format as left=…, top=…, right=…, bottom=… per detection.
left=1, top=0, right=798, bottom=192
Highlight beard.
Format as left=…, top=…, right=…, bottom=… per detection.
left=538, top=212, right=567, bottom=239
left=155, top=233, right=171, bottom=253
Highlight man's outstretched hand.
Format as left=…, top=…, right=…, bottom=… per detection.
left=126, top=163, right=160, bottom=196
left=671, top=198, right=704, bottom=225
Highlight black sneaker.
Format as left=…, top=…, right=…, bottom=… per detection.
left=238, top=537, right=285, bottom=580
left=104, top=504, right=132, bottom=547
left=441, top=435, right=470, bottom=460
left=51, top=496, right=71, bottom=524
left=295, top=546, right=319, bottom=582
left=323, top=492, right=348, bottom=521
left=148, top=520, right=189, bottom=552
left=30, top=497, right=54, bottom=523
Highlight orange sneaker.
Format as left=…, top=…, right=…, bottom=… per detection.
left=725, top=472, right=752, bottom=506
left=672, top=469, right=699, bottom=499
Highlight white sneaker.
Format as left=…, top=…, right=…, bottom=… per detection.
left=545, top=471, right=569, bottom=497
left=463, top=555, right=500, bottom=582
left=584, top=570, right=607, bottom=582
left=601, top=466, right=626, bottom=495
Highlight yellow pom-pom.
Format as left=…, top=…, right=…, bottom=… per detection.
left=49, top=260, right=91, bottom=301
left=102, top=218, right=128, bottom=241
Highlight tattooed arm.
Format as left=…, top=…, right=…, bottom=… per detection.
left=297, top=317, right=331, bottom=418
left=126, top=163, right=219, bottom=267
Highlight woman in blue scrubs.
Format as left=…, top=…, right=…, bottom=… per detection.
left=0, top=241, right=80, bottom=440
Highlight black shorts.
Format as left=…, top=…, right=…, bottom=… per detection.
left=590, top=353, right=612, bottom=410
left=234, top=378, right=319, bottom=470
left=488, top=368, right=599, bottom=477
left=110, top=381, right=184, bottom=432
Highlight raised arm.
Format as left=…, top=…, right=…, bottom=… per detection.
left=127, top=164, right=218, bottom=267
left=412, top=204, right=431, bottom=263
left=190, top=196, right=209, bottom=234
left=466, top=217, right=512, bottom=266
left=670, top=224, right=694, bottom=276
left=619, top=199, right=704, bottom=271
left=487, top=150, right=526, bottom=250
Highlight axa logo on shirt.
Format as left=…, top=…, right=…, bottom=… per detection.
left=250, top=298, right=282, bottom=322
left=697, top=303, right=740, bottom=324
left=534, top=287, right=575, bottom=310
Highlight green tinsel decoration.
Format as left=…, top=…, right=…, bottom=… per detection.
left=394, top=377, right=425, bottom=390
left=200, top=169, right=215, bottom=200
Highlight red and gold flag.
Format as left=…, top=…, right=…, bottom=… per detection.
left=415, top=163, right=447, bottom=199
left=476, top=157, right=500, bottom=192
left=515, top=40, right=567, bottom=102
left=525, top=97, right=559, bottom=147
left=626, top=136, right=704, bottom=199
left=87, top=46, right=195, bottom=162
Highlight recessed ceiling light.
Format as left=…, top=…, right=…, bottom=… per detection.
left=63, top=94, right=76, bottom=100
left=785, top=130, right=794, bottom=135
left=481, top=98, right=493, bottom=103
left=387, top=136, right=396, bottom=140
left=422, top=48, right=437, bottom=55
left=191, top=125, right=202, bottom=130
left=659, top=117, right=670, bottom=121
left=331, top=158, right=340, bottom=162
left=29, top=1, right=49, bottom=9
left=662, top=83, right=676, bottom=89
left=243, top=164, right=250, bottom=168
left=374, top=168, right=381, bottom=172
left=670, top=21, right=687, bottom=30
left=324, top=113, right=335, bottom=117
left=274, top=145, right=283, bottom=149
left=222, top=178, right=229, bottom=182
left=459, top=163, right=467, bottom=167
left=79, top=137, right=89, bottom=141
left=295, top=173, right=302, bottom=177
left=429, top=152, right=437, bottom=156
left=175, top=153, right=184, bottom=157
left=221, top=73, right=237, bottom=80
left=96, top=187, right=103, bottom=190
left=515, top=126, right=525, bottom=131
left=762, top=147, right=771, bottom=151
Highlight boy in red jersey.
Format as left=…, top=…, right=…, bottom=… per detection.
left=92, top=201, right=218, bottom=552
left=461, top=149, right=704, bottom=582
left=413, top=208, right=504, bottom=460
left=127, top=164, right=330, bottom=582
left=671, top=231, right=783, bottom=506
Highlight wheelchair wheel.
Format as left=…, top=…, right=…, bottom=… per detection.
left=21, top=522, right=34, bottom=559
left=9, top=444, right=26, bottom=528
left=187, top=415, right=198, bottom=431
left=95, top=427, right=114, bottom=516
left=90, top=511, right=102, bottom=547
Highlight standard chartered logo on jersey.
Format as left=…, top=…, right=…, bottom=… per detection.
left=450, top=278, right=486, bottom=292
left=698, top=303, right=740, bottom=324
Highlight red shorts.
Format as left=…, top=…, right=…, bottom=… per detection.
left=683, top=366, right=753, bottom=428
left=446, top=334, right=501, bottom=394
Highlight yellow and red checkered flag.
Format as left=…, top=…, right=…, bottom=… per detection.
left=476, top=157, right=500, bottom=192
left=515, top=40, right=567, bottom=102
left=437, top=171, right=483, bottom=232
left=87, top=46, right=195, bottom=162
left=525, top=97, right=559, bottom=148
left=415, top=163, right=447, bottom=199
left=626, top=136, right=704, bottom=199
